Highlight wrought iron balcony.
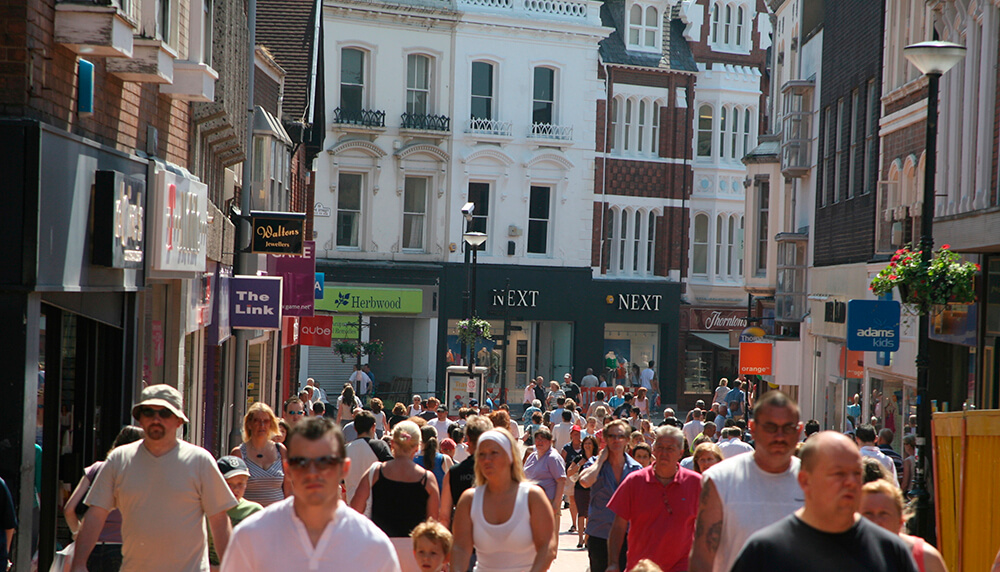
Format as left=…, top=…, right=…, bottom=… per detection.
left=400, top=112, right=451, bottom=132
left=466, top=118, right=513, bottom=137
left=528, top=122, right=573, bottom=141
left=333, top=107, right=386, bottom=128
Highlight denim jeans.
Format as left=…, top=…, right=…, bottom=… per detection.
left=87, top=543, right=123, bottom=571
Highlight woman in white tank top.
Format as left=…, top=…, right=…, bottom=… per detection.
left=452, top=429, right=555, bottom=572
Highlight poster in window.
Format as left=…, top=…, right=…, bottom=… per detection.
left=516, top=356, right=528, bottom=373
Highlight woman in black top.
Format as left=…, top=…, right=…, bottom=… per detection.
left=566, top=435, right=599, bottom=549
left=387, top=402, right=409, bottom=429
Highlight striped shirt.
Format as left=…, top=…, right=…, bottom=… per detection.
left=239, top=443, right=285, bottom=507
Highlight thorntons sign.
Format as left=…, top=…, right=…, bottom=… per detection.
left=690, top=309, right=748, bottom=331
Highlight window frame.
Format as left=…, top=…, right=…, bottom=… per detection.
left=532, top=66, right=557, bottom=127
left=467, top=181, right=491, bottom=251
left=336, top=172, right=364, bottom=249
left=470, top=61, right=495, bottom=121
left=697, top=104, right=714, bottom=158
left=527, top=185, right=552, bottom=255
left=402, top=176, right=429, bottom=252
left=755, top=182, right=769, bottom=275
left=693, top=213, right=709, bottom=276
left=340, top=47, right=368, bottom=113
left=406, top=54, right=432, bottom=117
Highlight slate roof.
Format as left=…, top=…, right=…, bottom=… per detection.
left=256, top=0, right=319, bottom=123
left=598, top=0, right=697, bottom=72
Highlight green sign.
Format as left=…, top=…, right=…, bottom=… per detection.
left=315, top=286, right=423, bottom=314
left=330, top=315, right=360, bottom=339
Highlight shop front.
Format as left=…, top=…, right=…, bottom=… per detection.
left=679, top=307, right=746, bottom=409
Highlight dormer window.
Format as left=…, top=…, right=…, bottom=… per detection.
left=628, top=3, right=659, bottom=51
left=710, top=2, right=750, bottom=52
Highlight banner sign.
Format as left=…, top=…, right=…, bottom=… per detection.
left=251, top=211, right=305, bottom=255
left=331, top=315, right=360, bottom=339
left=208, top=264, right=232, bottom=345
left=315, top=273, right=325, bottom=299
left=739, top=342, right=773, bottom=375
left=282, top=316, right=299, bottom=348
left=315, top=286, right=423, bottom=314
left=299, top=315, right=333, bottom=347
left=846, top=300, right=901, bottom=352
left=839, top=347, right=865, bottom=378
left=230, top=275, right=283, bottom=330
left=92, top=170, right=145, bottom=268
left=266, top=241, right=316, bottom=316
left=148, top=168, right=208, bottom=277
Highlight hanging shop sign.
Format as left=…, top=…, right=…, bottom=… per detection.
left=315, top=286, right=423, bottom=314
left=251, top=211, right=305, bottom=255
left=92, top=170, right=145, bottom=268
left=266, top=240, right=316, bottom=316
left=491, top=289, right=539, bottom=308
left=607, top=293, right=663, bottom=311
left=846, top=300, right=901, bottom=352
left=230, top=275, right=283, bottom=330
left=208, top=264, right=232, bottom=345
left=299, top=315, right=334, bottom=347
left=148, top=167, right=208, bottom=277
left=315, top=273, right=325, bottom=299
left=330, top=315, right=360, bottom=339
left=739, top=341, right=773, bottom=375
left=839, top=347, right=865, bottom=379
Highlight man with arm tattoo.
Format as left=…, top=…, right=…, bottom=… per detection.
left=688, top=391, right=805, bottom=572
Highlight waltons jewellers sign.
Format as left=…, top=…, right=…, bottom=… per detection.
left=314, top=286, right=423, bottom=314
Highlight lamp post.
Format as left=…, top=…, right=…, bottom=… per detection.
left=902, top=40, right=966, bottom=543
left=463, top=231, right=488, bottom=370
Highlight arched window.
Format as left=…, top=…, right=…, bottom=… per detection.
left=697, top=105, right=713, bottom=157
left=644, top=6, right=658, bottom=46
left=620, top=209, right=629, bottom=272
left=730, top=106, right=738, bottom=159
left=715, top=214, right=725, bottom=275
left=646, top=211, right=656, bottom=275
left=720, top=107, right=728, bottom=158
left=609, top=97, right=619, bottom=151
left=711, top=4, right=720, bottom=43
left=406, top=54, right=431, bottom=116
left=651, top=101, right=660, bottom=155
left=624, top=99, right=633, bottom=151
left=638, top=100, right=647, bottom=153
left=724, top=5, right=732, bottom=44
left=727, top=215, right=736, bottom=275
left=633, top=210, right=642, bottom=272
left=629, top=5, right=642, bottom=45
left=693, top=214, right=709, bottom=275
left=744, top=108, right=751, bottom=155
left=606, top=208, right=616, bottom=272
left=736, top=6, right=744, bottom=47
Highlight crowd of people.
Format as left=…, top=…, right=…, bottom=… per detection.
left=17, top=368, right=970, bottom=572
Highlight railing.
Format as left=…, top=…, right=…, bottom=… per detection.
left=466, top=118, right=513, bottom=137
left=457, top=0, right=513, bottom=9
left=400, top=112, right=451, bottom=132
left=524, top=0, right=587, bottom=18
left=528, top=122, right=573, bottom=141
left=332, top=107, right=386, bottom=128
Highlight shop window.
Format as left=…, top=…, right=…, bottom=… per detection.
left=685, top=348, right=712, bottom=394
left=604, top=323, right=659, bottom=389
left=402, top=177, right=427, bottom=251
left=341, top=48, right=366, bottom=113
left=697, top=105, right=713, bottom=157
left=471, top=61, right=494, bottom=120
left=693, top=213, right=708, bottom=275
left=527, top=186, right=550, bottom=255
left=406, top=54, right=431, bottom=116
left=468, top=182, right=490, bottom=250
left=337, top=173, right=363, bottom=248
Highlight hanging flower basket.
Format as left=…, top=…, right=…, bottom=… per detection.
left=456, top=317, right=491, bottom=347
left=333, top=339, right=384, bottom=362
left=870, top=244, right=979, bottom=315
left=363, top=339, right=384, bottom=361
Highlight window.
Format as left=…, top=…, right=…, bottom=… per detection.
left=644, top=6, right=658, bottom=46
left=715, top=214, right=724, bottom=275
left=606, top=210, right=616, bottom=271
left=638, top=100, right=646, bottom=153
left=864, top=79, right=876, bottom=194
left=822, top=106, right=834, bottom=207
left=158, top=0, right=171, bottom=42
left=337, top=173, right=362, bottom=248
left=720, top=107, right=728, bottom=158
left=624, top=99, right=633, bottom=151
left=724, top=5, right=732, bottom=44
left=467, top=182, right=490, bottom=250
left=727, top=216, right=735, bottom=275
left=341, top=48, right=365, bottom=112
left=736, top=6, right=744, bottom=47
left=406, top=55, right=431, bottom=116
left=697, top=105, right=713, bottom=157
left=711, top=4, right=720, bottom=43
left=646, top=211, right=656, bottom=275
left=743, top=108, right=751, bottom=155
left=402, top=177, right=427, bottom=250
left=471, top=62, right=494, bottom=120
left=633, top=210, right=641, bottom=272
left=738, top=216, right=744, bottom=274
left=756, top=182, right=769, bottom=274
left=834, top=98, right=845, bottom=203
left=629, top=5, right=642, bottom=44
left=527, top=186, right=550, bottom=255
left=628, top=4, right=658, bottom=48
left=730, top=107, right=738, bottom=159
left=849, top=89, right=859, bottom=198
left=693, top=214, right=708, bottom=275
left=202, top=0, right=212, bottom=66
left=610, top=98, right=619, bottom=151
left=651, top=103, right=660, bottom=155
left=620, top=211, right=629, bottom=272
left=776, top=238, right=808, bottom=322
left=532, top=67, right=555, bottom=126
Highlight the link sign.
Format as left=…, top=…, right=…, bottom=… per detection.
left=739, top=325, right=772, bottom=375
left=846, top=299, right=901, bottom=352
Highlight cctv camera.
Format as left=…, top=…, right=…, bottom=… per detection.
left=462, top=202, right=475, bottom=221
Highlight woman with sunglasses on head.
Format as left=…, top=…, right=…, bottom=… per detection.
left=351, top=420, right=439, bottom=572
left=231, top=402, right=291, bottom=507
left=452, top=428, right=556, bottom=572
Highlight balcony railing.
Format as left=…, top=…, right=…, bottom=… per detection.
left=456, top=0, right=590, bottom=20
left=528, top=122, right=573, bottom=141
left=333, top=107, right=386, bottom=128
left=400, top=112, right=451, bottom=132
left=466, top=118, right=513, bottom=137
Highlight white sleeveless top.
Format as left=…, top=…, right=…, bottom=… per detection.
left=703, top=453, right=802, bottom=572
left=471, top=482, right=536, bottom=572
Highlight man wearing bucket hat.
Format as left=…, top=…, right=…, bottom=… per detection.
left=71, top=384, right=238, bottom=572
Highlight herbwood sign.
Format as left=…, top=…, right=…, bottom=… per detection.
left=251, top=211, right=305, bottom=255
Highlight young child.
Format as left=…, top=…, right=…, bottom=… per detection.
left=411, top=519, right=452, bottom=572
left=209, top=456, right=263, bottom=569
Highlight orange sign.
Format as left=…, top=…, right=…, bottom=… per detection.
left=739, top=342, right=773, bottom=376
left=839, top=347, right=864, bottom=378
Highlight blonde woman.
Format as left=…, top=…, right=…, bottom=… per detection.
left=860, top=479, right=948, bottom=572
left=691, top=442, right=724, bottom=474
left=231, top=402, right=290, bottom=507
left=352, top=421, right=439, bottom=572
left=452, top=429, right=556, bottom=572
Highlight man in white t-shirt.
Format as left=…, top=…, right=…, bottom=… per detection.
left=72, top=385, right=238, bottom=572
left=581, top=368, right=600, bottom=388
left=349, top=365, right=371, bottom=397
left=552, top=410, right=574, bottom=448
left=640, top=361, right=655, bottom=396
left=682, top=409, right=705, bottom=447
left=689, top=391, right=804, bottom=572
left=717, top=427, right=754, bottom=459
left=428, top=405, right=455, bottom=440
left=222, top=417, right=400, bottom=572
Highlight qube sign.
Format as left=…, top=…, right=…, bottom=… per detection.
left=846, top=300, right=901, bottom=352
left=299, top=315, right=333, bottom=347
left=230, top=276, right=283, bottom=330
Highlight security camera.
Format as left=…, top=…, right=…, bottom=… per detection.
left=462, top=202, right=475, bottom=221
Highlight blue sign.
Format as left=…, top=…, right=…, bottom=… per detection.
left=230, top=275, right=283, bottom=330
left=315, top=272, right=325, bottom=299
left=846, top=300, right=901, bottom=352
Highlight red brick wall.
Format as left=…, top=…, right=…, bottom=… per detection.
left=595, top=158, right=689, bottom=199
left=689, top=0, right=769, bottom=68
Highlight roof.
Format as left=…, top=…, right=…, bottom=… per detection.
left=742, top=135, right=781, bottom=164
left=256, top=0, right=319, bottom=123
left=254, top=106, right=293, bottom=147
left=598, top=0, right=697, bottom=72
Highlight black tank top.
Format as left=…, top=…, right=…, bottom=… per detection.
left=371, top=465, right=429, bottom=537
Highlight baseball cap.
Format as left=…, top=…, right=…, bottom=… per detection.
left=437, top=404, right=448, bottom=412
left=217, top=456, right=250, bottom=479
left=564, top=373, right=571, bottom=379
left=469, top=399, right=479, bottom=406
left=131, top=384, right=189, bottom=423
left=570, top=425, right=582, bottom=433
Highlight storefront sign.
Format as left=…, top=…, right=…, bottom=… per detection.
left=331, top=315, right=360, bottom=338
left=609, top=293, right=663, bottom=311
left=266, top=241, right=316, bottom=316
left=739, top=325, right=767, bottom=343
left=92, top=170, right=145, bottom=268
left=251, top=211, right=305, bottom=255
left=688, top=309, right=748, bottom=331
left=315, top=273, right=325, bottom=299
left=299, top=315, right=333, bottom=347
left=491, top=289, right=539, bottom=308
left=846, top=300, right=901, bottom=352
left=185, top=269, right=214, bottom=334
left=839, top=347, right=865, bottom=378
left=315, top=286, right=423, bottom=314
left=208, top=265, right=232, bottom=345
left=282, top=316, right=299, bottom=348
left=148, top=168, right=208, bottom=276
left=230, top=275, right=283, bottom=330
left=739, top=341, right=773, bottom=375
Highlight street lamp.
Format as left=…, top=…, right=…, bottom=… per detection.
left=463, top=230, right=487, bottom=371
left=903, top=39, right=966, bottom=543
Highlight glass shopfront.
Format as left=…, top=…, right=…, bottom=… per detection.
left=604, top=323, right=659, bottom=387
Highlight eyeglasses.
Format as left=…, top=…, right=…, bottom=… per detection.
left=605, top=433, right=627, bottom=440
left=286, top=411, right=304, bottom=416
left=757, top=423, right=799, bottom=436
left=286, top=455, right=343, bottom=472
left=139, top=407, right=175, bottom=420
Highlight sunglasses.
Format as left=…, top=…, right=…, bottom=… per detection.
left=139, top=407, right=175, bottom=420
left=286, top=411, right=304, bottom=416
left=286, top=455, right=343, bottom=472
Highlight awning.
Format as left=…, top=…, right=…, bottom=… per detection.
left=690, top=332, right=738, bottom=351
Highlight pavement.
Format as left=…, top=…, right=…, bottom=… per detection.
left=551, top=505, right=591, bottom=572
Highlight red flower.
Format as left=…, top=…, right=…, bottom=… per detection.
left=942, top=244, right=950, bottom=250
left=889, top=262, right=896, bottom=267
left=891, top=254, right=900, bottom=262
left=889, top=275, right=897, bottom=280
left=975, top=264, right=981, bottom=271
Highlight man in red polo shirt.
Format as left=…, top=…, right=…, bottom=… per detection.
left=605, top=425, right=701, bottom=572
